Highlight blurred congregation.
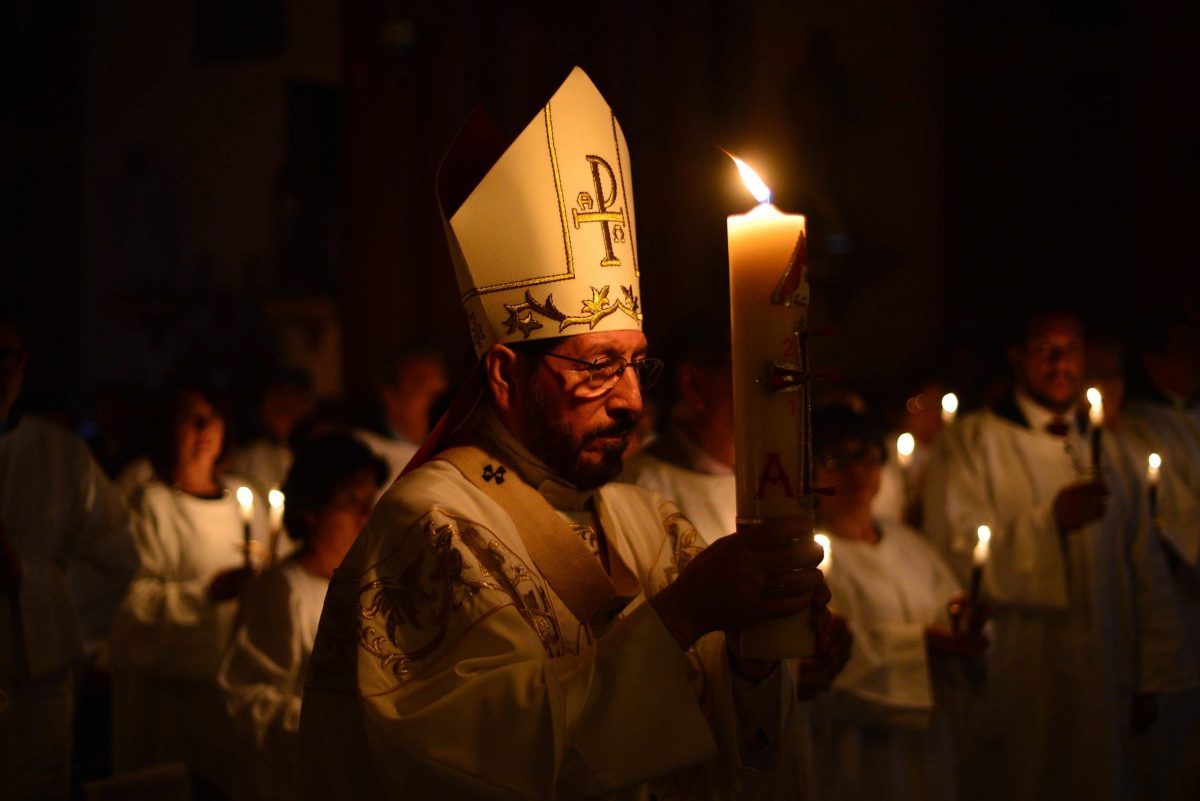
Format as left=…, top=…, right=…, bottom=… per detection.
left=5, top=1, right=1200, bottom=800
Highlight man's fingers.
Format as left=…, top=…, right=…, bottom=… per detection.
left=760, top=567, right=824, bottom=599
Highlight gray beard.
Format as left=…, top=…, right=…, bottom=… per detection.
left=518, top=382, right=633, bottom=490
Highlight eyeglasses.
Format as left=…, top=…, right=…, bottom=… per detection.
left=819, top=443, right=884, bottom=472
left=541, top=352, right=664, bottom=397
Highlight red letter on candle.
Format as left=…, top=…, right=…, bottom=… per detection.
left=756, top=453, right=795, bottom=499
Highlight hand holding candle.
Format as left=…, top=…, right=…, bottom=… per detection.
left=236, top=485, right=254, bottom=569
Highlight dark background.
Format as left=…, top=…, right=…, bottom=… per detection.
left=4, top=0, right=1198, bottom=420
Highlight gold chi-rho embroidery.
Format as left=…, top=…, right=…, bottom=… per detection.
left=571, top=155, right=626, bottom=268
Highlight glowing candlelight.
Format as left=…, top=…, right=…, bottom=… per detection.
left=941, top=392, right=959, bottom=424
left=236, top=486, right=254, bottom=523
left=236, top=486, right=254, bottom=568
left=268, top=488, right=285, bottom=563
left=1147, top=453, right=1161, bottom=487
left=814, top=532, right=832, bottom=573
left=1087, top=387, right=1104, bottom=472
left=727, top=152, right=814, bottom=659
left=970, top=525, right=991, bottom=601
left=896, top=432, right=916, bottom=468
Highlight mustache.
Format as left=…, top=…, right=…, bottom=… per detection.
left=584, top=416, right=637, bottom=443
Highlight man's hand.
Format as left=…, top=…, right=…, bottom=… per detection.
left=948, top=592, right=989, bottom=639
left=0, top=520, right=20, bottom=597
left=206, top=566, right=256, bottom=602
left=1053, top=480, right=1108, bottom=531
left=796, top=612, right=852, bottom=699
left=650, top=516, right=825, bottom=652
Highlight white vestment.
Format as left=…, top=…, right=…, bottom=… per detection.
left=0, top=414, right=138, bottom=801
left=808, top=520, right=964, bottom=801
left=110, top=477, right=270, bottom=795
left=218, top=556, right=328, bottom=801
left=300, top=421, right=808, bottom=801
left=1121, top=397, right=1200, bottom=801
left=352, top=427, right=418, bottom=491
left=922, top=394, right=1196, bottom=801
left=621, top=427, right=736, bottom=544
left=871, top=434, right=934, bottom=526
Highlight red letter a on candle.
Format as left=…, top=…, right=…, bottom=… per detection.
left=756, top=453, right=795, bottom=499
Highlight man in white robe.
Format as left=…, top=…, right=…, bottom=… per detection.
left=299, top=68, right=838, bottom=801
left=1119, top=309, right=1200, bottom=801
left=622, top=323, right=736, bottom=544
left=0, top=317, right=138, bottom=800
left=923, top=309, right=1195, bottom=801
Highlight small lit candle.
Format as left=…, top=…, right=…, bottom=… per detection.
left=236, top=486, right=254, bottom=568
left=970, top=525, right=991, bottom=601
left=1147, top=453, right=1161, bottom=526
left=941, top=392, right=959, bottom=424
left=1087, top=387, right=1104, bottom=472
left=268, top=488, right=285, bottom=562
left=896, top=432, right=915, bottom=468
left=814, top=532, right=832, bottom=573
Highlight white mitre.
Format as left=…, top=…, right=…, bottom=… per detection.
left=439, top=67, right=643, bottom=357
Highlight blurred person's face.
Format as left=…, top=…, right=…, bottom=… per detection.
left=1009, top=314, right=1085, bottom=414
left=815, top=437, right=884, bottom=519
left=1144, top=322, right=1200, bottom=399
left=504, top=330, right=648, bottom=489
left=262, top=384, right=315, bottom=441
left=1085, top=341, right=1125, bottom=423
left=0, top=324, right=27, bottom=423
left=174, top=392, right=225, bottom=473
left=385, top=358, right=450, bottom=410
left=902, top=383, right=944, bottom=444
left=312, top=468, right=378, bottom=562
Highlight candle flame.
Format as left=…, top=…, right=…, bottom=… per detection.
left=236, top=486, right=254, bottom=507
left=1087, top=387, right=1104, bottom=425
left=1149, top=452, right=1161, bottom=470
left=974, top=524, right=991, bottom=567
left=941, top=393, right=959, bottom=415
left=268, top=489, right=284, bottom=509
left=897, top=432, right=916, bottom=458
left=728, top=153, right=772, bottom=205
left=814, top=532, right=832, bottom=571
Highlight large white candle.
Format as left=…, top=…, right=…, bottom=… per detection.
left=727, top=155, right=814, bottom=659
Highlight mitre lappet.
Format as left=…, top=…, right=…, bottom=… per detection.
left=404, top=67, right=645, bottom=472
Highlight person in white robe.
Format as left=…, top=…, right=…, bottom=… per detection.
left=622, top=321, right=736, bottom=544
left=230, top=368, right=315, bottom=496
left=110, top=373, right=269, bottom=799
left=299, top=68, right=845, bottom=801
left=1119, top=309, right=1200, bottom=801
left=806, top=404, right=986, bottom=801
left=352, top=345, right=449, bottom=488
left=218, top=433, right=387, bottom=801
left=922, top=309, right=1196, bottom=801
left=872, top=381, right=948, bottom=528
left=0, top=317, right=138, bottom=801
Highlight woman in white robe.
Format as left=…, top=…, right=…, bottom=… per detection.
left=110, top=375, right=268, bottom=799
left=807, top=404, right=987, bottom=801
left=218, top=433, right=386, bottom=801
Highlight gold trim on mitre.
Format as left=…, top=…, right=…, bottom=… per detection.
left=441, top=68, right=643, bottom=357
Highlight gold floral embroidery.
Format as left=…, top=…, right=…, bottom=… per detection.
left=502, top=284, right=641, bottom=338
left=657, top=505, right=704, bottom=592
left=458, top=526, right=564, bottom=657
left=357, top=522, right=500, bottom=681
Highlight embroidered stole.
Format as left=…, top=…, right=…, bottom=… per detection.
left=436, top=441, right=639, bottom=627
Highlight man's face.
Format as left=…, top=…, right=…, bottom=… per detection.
left=516, top=330, right=646, bottom=489
left=1010, top=314, right=1085, bottom=413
